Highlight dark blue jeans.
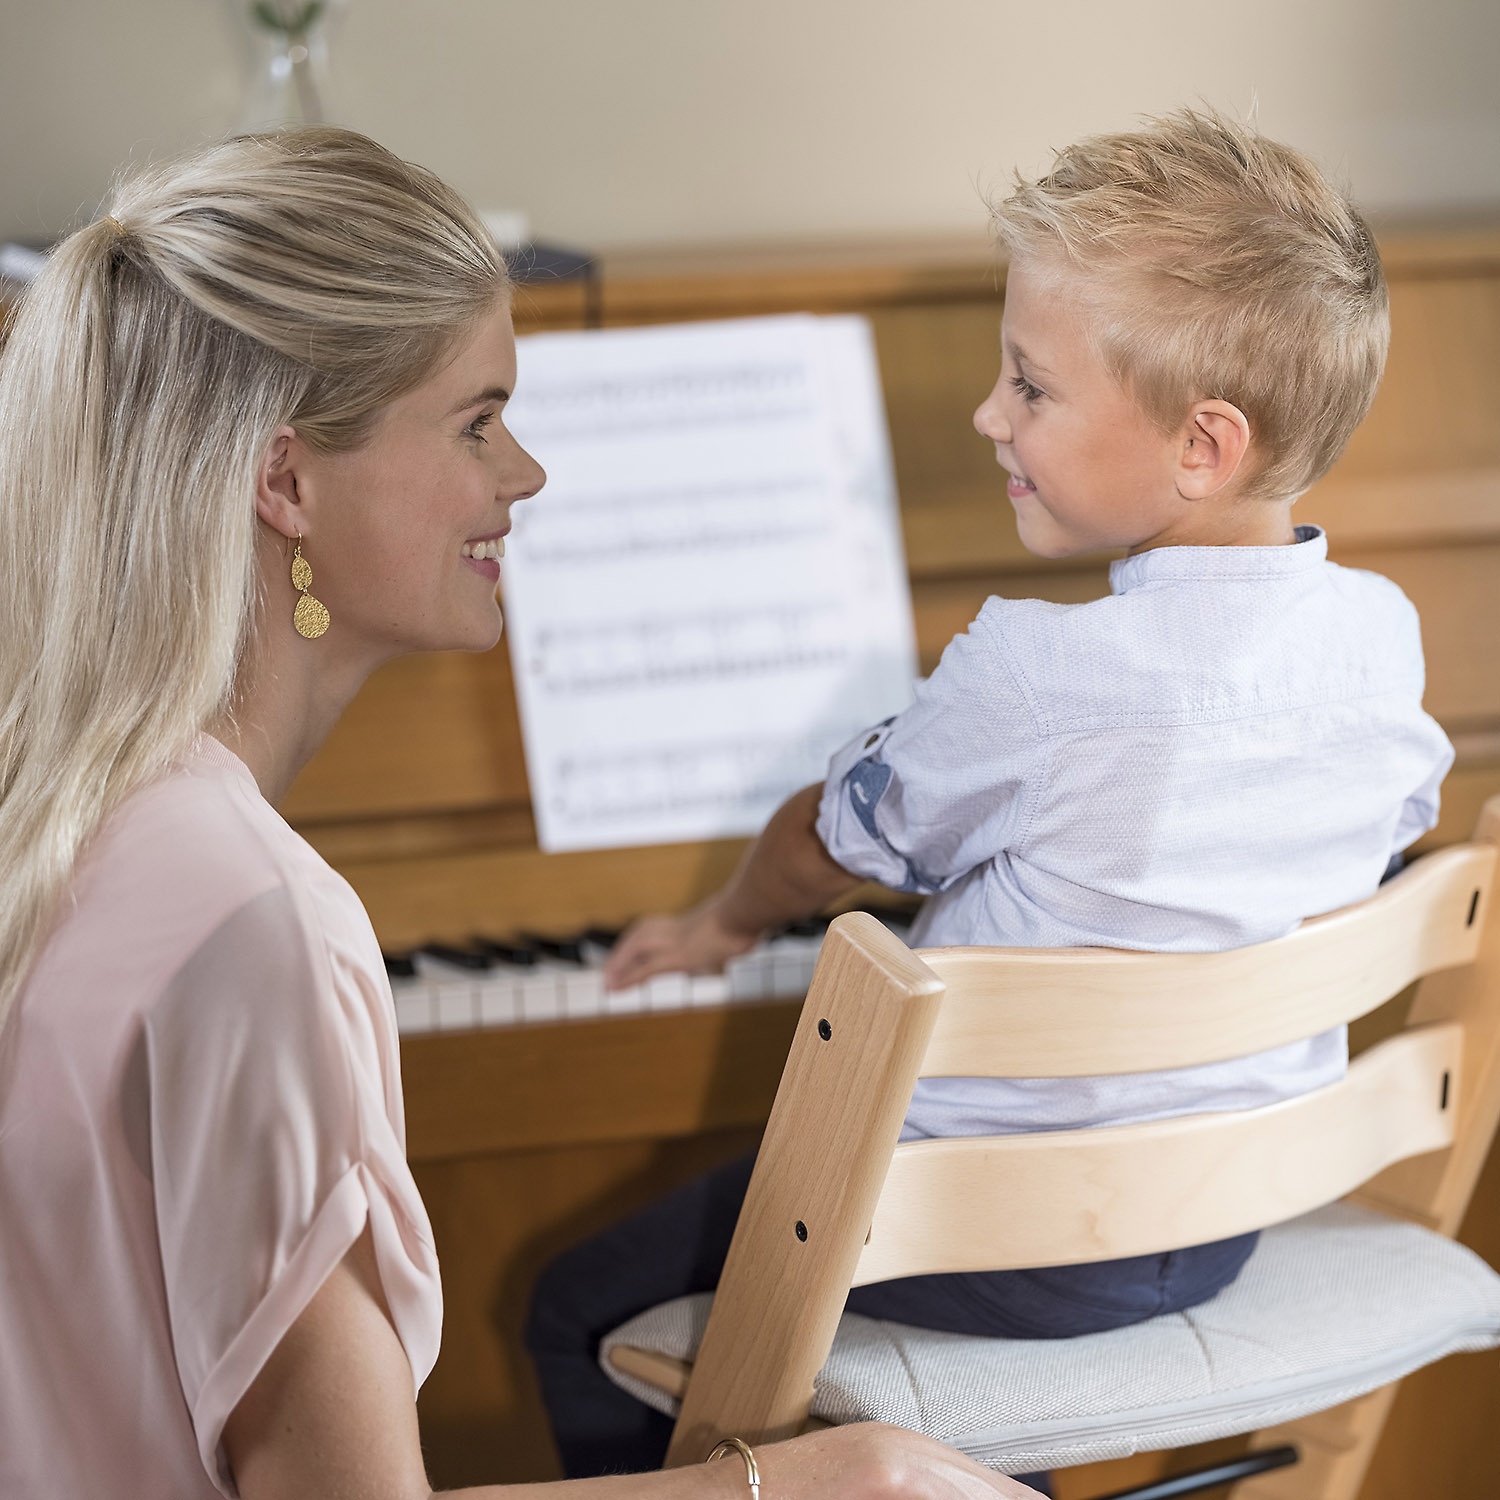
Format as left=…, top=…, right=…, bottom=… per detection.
left=525, top=1152, right=1257, bottom=1484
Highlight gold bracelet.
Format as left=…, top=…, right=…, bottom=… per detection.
left=706, top=1436, right=761, bottom=1500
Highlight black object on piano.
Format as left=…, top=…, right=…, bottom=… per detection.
left=419, top=942, right=494, bottom=971
left=782, top=917, right=831, bottom=939
left=524, top=933, right=588, bottom=966
left=472, top=936, right=541, bottom=968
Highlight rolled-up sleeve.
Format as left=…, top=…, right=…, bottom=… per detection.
left=146, top=883, right=441, bottom=1497
left=816, top=599, right=1043, bottom=893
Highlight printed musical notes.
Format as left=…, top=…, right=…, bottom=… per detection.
left=503, top=314, right=917, bottom=852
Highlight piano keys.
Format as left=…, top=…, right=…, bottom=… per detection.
left=383, top=914, right=912, bottom=1037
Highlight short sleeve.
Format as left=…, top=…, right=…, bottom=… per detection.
left=144, top=884, right=441, bottom=1497
left=816, top=600, right=1044, bottom=893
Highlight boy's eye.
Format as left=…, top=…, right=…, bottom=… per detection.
left=464, top=410, right=495, bottom=441
left=1009, top=374, right=1045, bottom=404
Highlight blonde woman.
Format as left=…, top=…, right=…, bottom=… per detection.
left=0, top=130, right=1034, bottom=1500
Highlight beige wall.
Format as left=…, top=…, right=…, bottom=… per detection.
left=2, top=0, right=1499, bottom=249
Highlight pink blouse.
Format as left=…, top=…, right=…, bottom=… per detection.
left=0, top=736, right=442, bottom=1497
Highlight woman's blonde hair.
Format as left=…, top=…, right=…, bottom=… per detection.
left=992, top=107, right=1389, bottom=499
left=0, top=127, right=507, bottom=1034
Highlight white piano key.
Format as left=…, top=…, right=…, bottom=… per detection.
left=727, top=953, right=772, bottom=1001
left=477, top=980, right=520, bottom=1028
left=769, top=953, right=803, bottom=995
left=520, top=973, right=563, bottom=1023
left=770, top=938, right=820, bottom=995
left=688, top=974, right=733, bottom=1007
left=435, top=981, right=477, bottom=1032
left=393, top=983, right=436, bottom=1036
left=644, top=973, right=689, bottom=1011
left=563, top=970, right=607, bottom=1020
left=604, top=983, right=646, bottom=1015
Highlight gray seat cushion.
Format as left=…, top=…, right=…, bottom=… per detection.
left=600, top=1202, right=1500, bottom=1473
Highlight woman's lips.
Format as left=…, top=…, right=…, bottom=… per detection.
left=463, top=555, right=501, bottom=582
left=1007, top=473, right=1036, bottom=500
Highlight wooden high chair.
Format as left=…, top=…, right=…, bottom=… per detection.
left=602, top=797, right=1500, bottom=1499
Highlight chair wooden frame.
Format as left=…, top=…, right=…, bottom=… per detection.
left=607, top=798, right=1500, bottom=1500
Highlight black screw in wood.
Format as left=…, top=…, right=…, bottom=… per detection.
left=795, top=1220, right=808, bottom=1242
left=817, top=1018, right=832, bottom=1041
left=1468, top=890, right=1481, bottom=928
left=1441, top=1070, right=1451, bottom=1110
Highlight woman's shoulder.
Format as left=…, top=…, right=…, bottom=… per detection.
left=134, top=732, right=343, bottom=874
left=55, top=736, right=380, bottom=1013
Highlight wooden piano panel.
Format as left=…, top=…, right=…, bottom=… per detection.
left=280, top=649, right=527, bottom=822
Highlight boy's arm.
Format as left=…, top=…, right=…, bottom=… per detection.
left=603, top=782, right=861, bottom=990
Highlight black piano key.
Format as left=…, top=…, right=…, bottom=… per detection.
left=472, top=936, right=540, bottom=968
left=383, top=951, right=417, bottom=979
left=419, top=942, right=494, bottom=971
left=581, top=926, right=622, bottom=950
left=524, top=933, right=588, bottom=965
left=783, top=917, right=830, bottom=938
left=862, top=904, right=917, bottom=934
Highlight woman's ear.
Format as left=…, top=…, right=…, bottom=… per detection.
left=255, top=426, right=306, bottom=537
left=1176, top=401, right=1252, bottom=500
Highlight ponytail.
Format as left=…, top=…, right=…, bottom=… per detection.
left=0, top=129, right=507, bottom=1037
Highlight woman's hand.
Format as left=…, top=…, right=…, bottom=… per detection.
left=603, top=901, right=759, bottom=991
left=755, top=1423, right=1045, bottom=1500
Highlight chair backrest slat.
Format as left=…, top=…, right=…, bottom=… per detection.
left=667, top=912, right=945, bottom=1463
left=855, top=1023, right=1461, bottom=1283
left=919, top=844, right=1494, bottom=1079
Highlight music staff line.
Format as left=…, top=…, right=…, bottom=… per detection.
left=514, top=476, right=822, bottom=521
left=552, top=732, right=831, bottom=779
left=530, top=602, right=842, bottom=651
left=516, top=523, right=831, bottom=569
left=509, top=402, right=823, bottom=445
left=511, top=361, right=808, bottom=413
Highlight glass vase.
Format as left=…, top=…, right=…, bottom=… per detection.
left=227, top=0, right=349, bottom=132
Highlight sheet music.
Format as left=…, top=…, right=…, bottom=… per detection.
left=502, top=314, right=918, bottom=852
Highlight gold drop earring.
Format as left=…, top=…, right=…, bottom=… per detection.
left=290, top=534, right=330, bottom=639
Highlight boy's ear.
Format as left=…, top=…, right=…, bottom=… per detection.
left=1176, top=400, right=1252, bottom=500
left=255, top=425, right=309, bottom=538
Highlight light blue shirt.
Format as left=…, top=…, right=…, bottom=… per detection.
left=816, top=528, right=1454, bottom=1139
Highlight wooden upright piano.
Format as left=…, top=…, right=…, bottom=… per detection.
left=272, top=228, right=1500, bottom=1497
left=10, top=227, right=1499, bottom=1497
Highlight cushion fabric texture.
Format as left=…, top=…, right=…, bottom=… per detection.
left=599, top=1202, right=1500, bottom=1473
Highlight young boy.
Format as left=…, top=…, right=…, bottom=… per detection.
left=527, top=109, right=1455, bottom=1480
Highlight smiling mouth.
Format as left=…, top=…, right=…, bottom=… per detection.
left=1006, top=471, right=1037, bottom=499
left=462, top=536, right=506, bottom=561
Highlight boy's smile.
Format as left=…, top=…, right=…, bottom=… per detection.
left=973, top=256, right=1287, bottom=558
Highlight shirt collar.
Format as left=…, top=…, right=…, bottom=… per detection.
left=191, top=732, right=262, bottom=793
left=1109, top=525, right=1327, bottom=595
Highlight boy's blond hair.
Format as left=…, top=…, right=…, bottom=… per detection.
left=993, top=108, right=1388, bottom=500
